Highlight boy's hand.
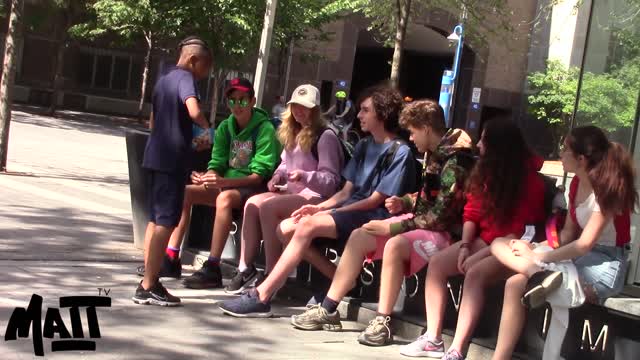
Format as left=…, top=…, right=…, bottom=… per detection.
left=190, top=171, right=204, bottom=185
left=201, top=172, right=227, bottom=189
left=363, top=220, right=390, bottom=237
left=291, top=205, right=321, bottom=223
left=385, top=196, right=404, bottom=215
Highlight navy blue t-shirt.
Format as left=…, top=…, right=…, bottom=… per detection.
left=142, top=67, right=199, bottom=173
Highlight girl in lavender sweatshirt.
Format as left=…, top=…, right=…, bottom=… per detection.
left=224, top=84, right=345, bottom=294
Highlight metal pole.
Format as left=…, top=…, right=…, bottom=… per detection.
left=283, top=38, right=294, bottom=99
left=629, top=88, right=640, bottom=153
left=448, top=24, right=464, bottom=128
left=562, top=0, right=595, bottom=187
left=254, top=0, right=278, bottom=107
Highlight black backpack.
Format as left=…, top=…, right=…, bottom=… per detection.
left=352, top=137, right=423, bottom=193
left=310, top=127, right=353, bottom=163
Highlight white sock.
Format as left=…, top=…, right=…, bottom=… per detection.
left=238, top=261, right=249, bottom=272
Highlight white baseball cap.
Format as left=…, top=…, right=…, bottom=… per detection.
left=287, top=84, right=320, bottom=109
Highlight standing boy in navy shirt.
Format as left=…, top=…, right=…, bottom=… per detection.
left=132, top=36, right=212, bottom=306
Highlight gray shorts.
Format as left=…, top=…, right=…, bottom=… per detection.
left=574, top=244, right=627, bottom=304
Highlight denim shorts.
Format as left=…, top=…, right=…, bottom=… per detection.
left=574, top=244, right=627, bottom=304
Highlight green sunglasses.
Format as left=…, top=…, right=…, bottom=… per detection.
left=228, top=98, right=250, bottom=108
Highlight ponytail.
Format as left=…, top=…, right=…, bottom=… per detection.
left=588, top=142, right=638, bottom=215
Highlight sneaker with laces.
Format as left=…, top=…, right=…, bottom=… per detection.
left=441, top=349, right=464, bottom=360
left=225, top=266, right=260, bottom=294
left=136, top=255, right=182, bottom=278
left=290, top=305, right=342, bottom=331
left=182, top=260, right=223, bottom=289
left=399, top=335, right=445, bottom=357
left=132, top=281, right=181, bottom=306
left=357, top=315, right=393, bottom=346
left=218, top=289, right=272, bottom=318
left=522, top=270, right=563, bottom=309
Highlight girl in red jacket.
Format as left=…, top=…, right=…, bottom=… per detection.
left=400, top=117, right=546, bottom=359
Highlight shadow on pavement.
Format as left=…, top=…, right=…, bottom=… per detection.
left=0, top=204, right=137, bottom=262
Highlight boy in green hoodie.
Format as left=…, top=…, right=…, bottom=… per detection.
left=163, top=77, right=280, bottom=289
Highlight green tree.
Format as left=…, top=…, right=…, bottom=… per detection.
left=527, top=59, right=640, bottom=157
left=527, top=60, right=579, bottom=157
left=183, top=0, right=355, bottom=122
left=578, top=60, right=640, bottom=132
left=71, top=0, right=189, bottom=118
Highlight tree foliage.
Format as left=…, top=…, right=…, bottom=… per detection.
left=527, top=59, right=640, bottom=156
left=70, top=0, right=187, bottom=47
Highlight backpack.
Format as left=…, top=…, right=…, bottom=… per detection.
left=539, top=173, right=563, bottom=219
left=354, top=137, right=423, bottom=193
left=310, top=127, right=354, bottom=163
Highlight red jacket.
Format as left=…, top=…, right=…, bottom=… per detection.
left=463, top=156, right=546, bottom=244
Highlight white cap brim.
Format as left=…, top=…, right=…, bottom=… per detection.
left=287, top=99, right=316, bottom=109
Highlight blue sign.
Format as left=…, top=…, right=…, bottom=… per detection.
left=337, top=80, right=347, bottom=88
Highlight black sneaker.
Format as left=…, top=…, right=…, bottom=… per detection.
left=225, top=266, right=260, bottom=294
left=136, top=255, right=182, bottom=279
left=132, top=281, right=181, bottom=306
left=254, top=271, right=266, bottom=287
left=219, top=289, right=272, bottom=318
left=182, top=260, right=223, bottom=289
left=522, top=270, right=563, bottom=309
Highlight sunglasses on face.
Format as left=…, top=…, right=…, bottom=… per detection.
left=228, top=98, right=250, bottom=108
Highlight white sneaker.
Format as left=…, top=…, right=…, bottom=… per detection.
left=400, top=335, right=445, bottom=358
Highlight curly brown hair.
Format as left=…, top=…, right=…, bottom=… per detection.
left=467, top=117, right=533, bottom=226
left=399, top=99, right=446, bottom=134
left=357, top=84, right=403, bottom=133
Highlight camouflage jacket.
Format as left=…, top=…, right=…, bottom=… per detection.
left=389, top=128, right=475, bottom=236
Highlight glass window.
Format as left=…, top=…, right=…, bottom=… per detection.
left=94, top=55, right=112, bottom=88
left=112, top=56, right=130, bottom=91
left=574, top=0, right=640, bottom=148
left=76, top=52, right=94, bottom=86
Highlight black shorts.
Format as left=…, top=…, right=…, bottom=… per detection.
left=329, top=208, right=390, bottom=248
left=148, top=170, right=188, bottom=227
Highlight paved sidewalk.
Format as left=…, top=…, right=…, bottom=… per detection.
left=0, top=108, right=406, bottom=359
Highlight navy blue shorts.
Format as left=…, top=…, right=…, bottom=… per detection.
left=330, top=208, right=390, bottom=246
left=147, top=170, right=187, bottom=227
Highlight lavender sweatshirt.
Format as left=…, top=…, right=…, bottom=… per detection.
left=273, top=129, right=344, bottom=198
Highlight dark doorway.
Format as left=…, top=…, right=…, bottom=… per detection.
left=320, top=80, right=333, bottom=112
left=350, top=47, right=453, bottom=103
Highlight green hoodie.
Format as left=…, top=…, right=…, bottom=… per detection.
left=207, top=107, right=280, bottom=180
